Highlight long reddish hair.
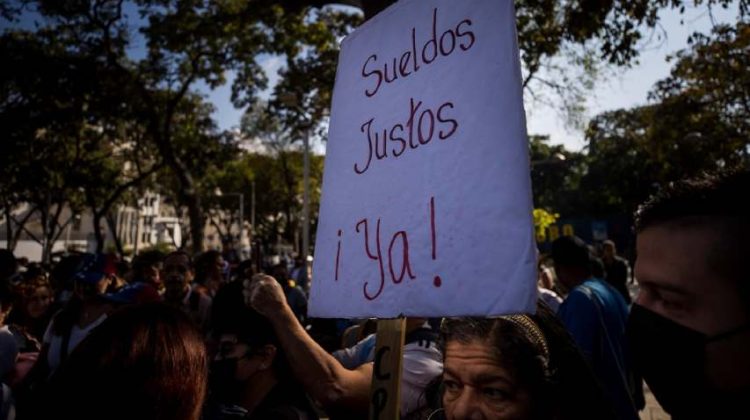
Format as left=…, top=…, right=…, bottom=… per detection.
left=45, top=303, right=208, bottom=420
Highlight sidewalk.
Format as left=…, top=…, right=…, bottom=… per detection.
left=640, top=384, right=670, bottom=420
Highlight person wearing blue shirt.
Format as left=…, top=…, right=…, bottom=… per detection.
left=552, top=235, right=640, bottom=420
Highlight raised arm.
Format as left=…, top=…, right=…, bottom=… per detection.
left=244, top=274, right=371, bottom=415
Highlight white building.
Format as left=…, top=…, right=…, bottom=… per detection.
left=0, top=192, right=182, bottom=261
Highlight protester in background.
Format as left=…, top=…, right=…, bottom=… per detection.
left=234, top=259, right=256, bottom=284
left=5, top=272, right=52, bottom=388
left=28, top=254, right=116, bottom=378
left=551, top=236, right=640, bottom=420
left=8, top=271, right=54, bottom=344
left=271, top=263, right=307, bottom=324
left=601, top=240, right=631, bottom=304
left=340, top=318, right=377, bottom=350
left=105, top=255, right=128, bottom=293
left=589, top=253, right=607, bottom=280
left=194, top=250, right=226, bottom=298
left=0, top=251, right=17, bottom=290
left=430, top=302, right=616, bottom=420
left=629, top=168, right=750, bottom=419
left=0, top=278, right=18, bottom=384
left=162, top=251, right=211, bottom=332
left=39, top=303, right=207, bottom=420
left=47, top=254, right=85, bottom=306
left=537, top=264, right=562, bottom=313
left=289, top=256, right=309, bottom=293
left=222, top=241, right=241, bottom=268
left=0, top=258, right=17, bottom=419
left=206, top=281, right=318, bottom=420
left=244, top=274, right=443, bottom=419
left=130, top=250, right=164, bottom=294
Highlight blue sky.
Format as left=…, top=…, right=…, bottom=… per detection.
left=525, top=3, right=739, bottom=150
left=4, top=2, right=739, bottom=152
left=203, top=3, right=739, bottom=152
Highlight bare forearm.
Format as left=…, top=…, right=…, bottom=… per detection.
left=247, top=273, right=371, bottom=412
left=269, top=304, right=370, bottom=410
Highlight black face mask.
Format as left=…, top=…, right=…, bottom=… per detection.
left=209, top=358, right=243, bottom=405
left=627, top=304, right=750, bottom=417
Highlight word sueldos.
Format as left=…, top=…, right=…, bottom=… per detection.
left=361, top=8, right=475, bottom=99
left=353, top=8, right=475, bottom=175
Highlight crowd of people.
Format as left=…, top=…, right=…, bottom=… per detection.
left=0, top=167, right=748, bottom=420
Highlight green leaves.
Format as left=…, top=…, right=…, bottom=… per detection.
left=580, top=21, right=750, bottom=217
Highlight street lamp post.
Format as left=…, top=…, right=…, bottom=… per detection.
left=251, top=180, right=256, bottom=234
left=238, top=193, right=244, bottom=258
left=279, top=92, right=313, bottom=264
left=302, top=128, right=311, bottom=265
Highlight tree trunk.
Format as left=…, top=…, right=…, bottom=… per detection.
left=93, top=211, right=105, bottom=253
left=106, top=212, right=125, bottom=258
left=10, top=206, right=37, bottom=252
left=150, top=129, right=204, bottom=254
left=185, top=190, right=204, bottom=255
left=4, top=206, right=13, bottom=250
left=41, top=201, right=65, bottom=263
left=40, top=196, right=51, bottom=264
left=278, top=151, right=297, bottom=245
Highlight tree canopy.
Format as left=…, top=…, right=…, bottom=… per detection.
left=2, top=0, right=748, bottom=257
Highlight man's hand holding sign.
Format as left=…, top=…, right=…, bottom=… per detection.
left=246, top=1, right=536, bottom=418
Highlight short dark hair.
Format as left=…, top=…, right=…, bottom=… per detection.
left=635, top=167, right=750, bottom=302
left=132, top=250, right=164, bottom=271
left=195, top=250, right=222, bottom=282
left=0, top=276, right=13, bottom=307
left=635, top=167, right=750, bottom=232
left=211, top=281, right=290, bottom=377
left=211, top=281, right=276, bottom=347
left=0, top=249, right=17, bottom=282
left=550, top=236, right=591, bottom=270
left=164, top=250, right=193, bottom=267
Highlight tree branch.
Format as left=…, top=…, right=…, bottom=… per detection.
left=21, top=223, right=41, bottom=244
left=99, top=161, right=165, bottom=217
left=10, top=205, right=38, bottom=243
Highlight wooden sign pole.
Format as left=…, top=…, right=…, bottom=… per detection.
left=369, top=317, right=406, bottom=420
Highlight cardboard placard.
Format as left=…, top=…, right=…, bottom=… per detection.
left=311, top=0, right=537, bottom=317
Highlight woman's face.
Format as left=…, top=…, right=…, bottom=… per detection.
left=26, top=286, right=52, bottom=319
left=442, top=339, right=532, bottom=420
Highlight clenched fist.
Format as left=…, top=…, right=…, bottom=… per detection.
left=243, top=274, right=288, bottom=317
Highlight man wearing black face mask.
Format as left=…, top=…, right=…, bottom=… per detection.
left=629, top=168, right=750, bottom=419
left=205, top=294, right=317, bottom=420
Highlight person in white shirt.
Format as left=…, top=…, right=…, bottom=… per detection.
left=245, top=274, right=443, bottom=419
left=26, top=254, right=116, bottom=382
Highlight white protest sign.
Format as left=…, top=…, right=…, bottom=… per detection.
left=310, top=0, right=537, bottom=318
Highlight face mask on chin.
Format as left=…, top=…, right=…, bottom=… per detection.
left=627, top=304, right=750, bottom=417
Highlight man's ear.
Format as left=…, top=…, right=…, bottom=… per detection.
left=258, top=344, right=277, bottom=370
